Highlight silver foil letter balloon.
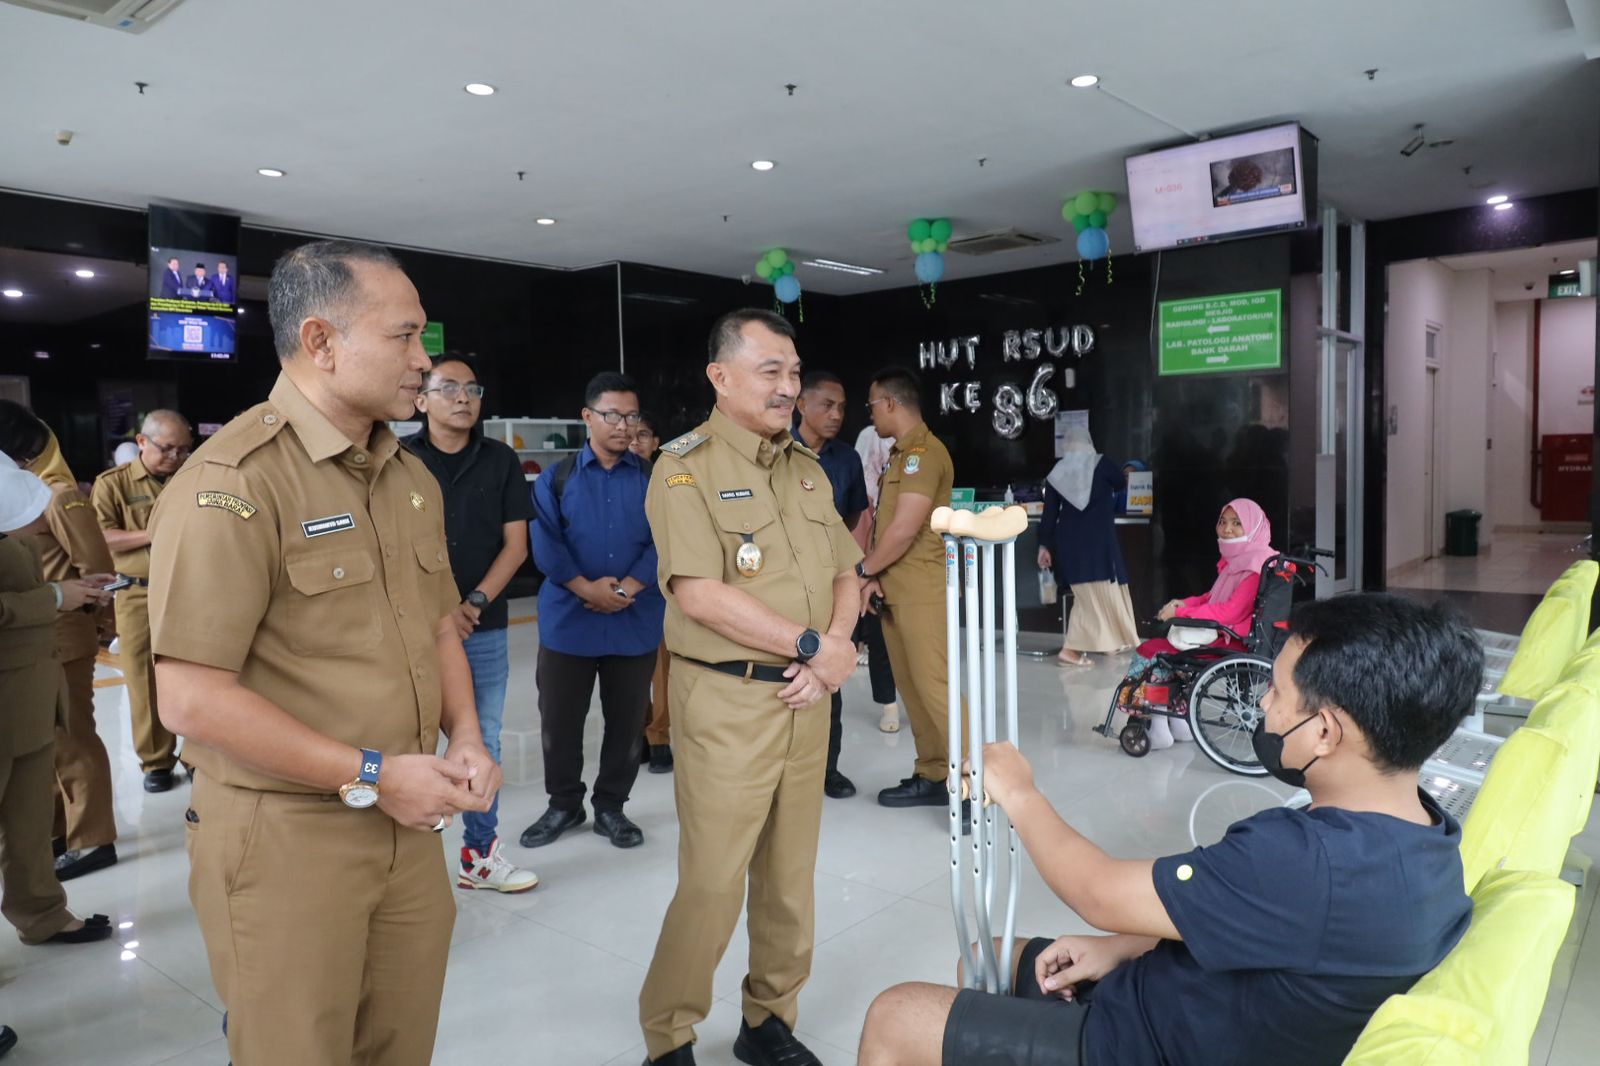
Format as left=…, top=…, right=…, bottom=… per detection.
left=992, top=384, right=1024, bottom=439
left=1026, top=364, right=1059, bottom=420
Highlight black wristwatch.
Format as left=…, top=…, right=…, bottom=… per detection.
left=855, top=561, right=873, bottom=580
left=465, top=590, right=489, bottom=610
left=795, top=628, right=822, bottom=663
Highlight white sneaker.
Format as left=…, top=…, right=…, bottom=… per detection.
left=457, top=838, right=539, bottom=894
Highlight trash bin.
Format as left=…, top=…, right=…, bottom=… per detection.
left=1445, top=510, right=1481, bottom=556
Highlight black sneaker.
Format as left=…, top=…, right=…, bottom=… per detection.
left=54, top=844, right=118, bottom=882
left=51, top=837, right=66, bottom=859
left=0, top=1024, right=16, bottom=1058
left=143, top=769, right=175, bottom=793
left=824, top=770, right=856, bottom=799
left=593, top=809, right=644, bottom=849
left=876, top=775, right=947, bottom=808
left=648, top=745, right=674, bottom=774
left=518, top=806, right=587, bottom=848
left=733, top=1015, right=820, bottom=1066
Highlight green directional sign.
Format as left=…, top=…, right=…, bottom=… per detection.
left=1158, top=289, right=1282, bottom=376
left=421, top=321, right=445, bottom=356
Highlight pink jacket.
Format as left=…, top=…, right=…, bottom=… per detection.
left=1175, top=572, right=1261, bottom=636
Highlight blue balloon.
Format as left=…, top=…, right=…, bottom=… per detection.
left=774, top=274, right=802, bottom=304
left=1076, top=226, right=1110, bottom=260
left=914, top=250, right=945, bottom=284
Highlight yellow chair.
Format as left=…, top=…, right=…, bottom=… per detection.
left=1342, top=993, right=1487, bottom=1064
left=1525, top=681, right=1600, bottom=837
left=1458, top=725, right=1572, bottom=891
left=1498, top=596, right=1579, bottom=701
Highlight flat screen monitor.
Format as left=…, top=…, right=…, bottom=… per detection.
left=148, top=206, right=241, bottom=361
left=1125, top=123, right=1317, bottom=254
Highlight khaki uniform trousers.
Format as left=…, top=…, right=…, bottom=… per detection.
left=187, top=772, right=455, bottom=1066
left=644, top=642, right=672, bottom=747
left=2, top=740, right=74, bottom=944
left=117, top=584, right=177, bottom=772
left=52, top=649, right=118, bottom=849
left=881, top=598, right=967, bottom=782
left=639, top=661, right=828, bottom=1059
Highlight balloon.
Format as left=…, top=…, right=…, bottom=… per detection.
left=781, top=261, right=795, bottom=275
left=1060, top=201, right=1075, bottom=222
left=1074, top=190, right=1098, bottom=215
left=755, top=260, right=774, bottom=280
left=930, top=218, right=953, bottom=242
left=908, top=218, right=932, bottom=243
left=1076, top=226, right=1109, bottom=260
left=914, top=251, right=945, bottom=285
left=1089, top=210, right=1106, bottom=228
left=765, top=248, right=789, bottom=269
left=774, top=274, right=801, bottom=303
left=936, top=241, right=948, bottom=253
left=1071, top=213, right=1089, bottom=233
left=1096, top=191, right=1118, bottom=215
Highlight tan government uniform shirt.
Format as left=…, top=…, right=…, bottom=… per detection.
left=34, top=481, right=114, bottom=661
left=0, top=535, right=63, bottom=759
left=647, top=407, right=861, bottom=666
left=874, top=420, right=954, bottom=607
left=91, top=456, right=167, bottom=578
left=147, top=373, right=461, bottom=793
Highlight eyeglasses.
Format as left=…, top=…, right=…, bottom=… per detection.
left=864, top=397, right=890, bottom=411
left=147, top=442, right=191, bottom=458
left=589, top=409, right=642, bottom=426
left=423, top=382, right=485, bottom=400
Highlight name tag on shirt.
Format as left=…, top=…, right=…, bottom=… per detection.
left=301, top=513, right=356, bottom=538
left=719, top=489, right=754, bottom=500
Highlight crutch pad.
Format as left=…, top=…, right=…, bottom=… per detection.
left=930, top=505, right=955, bottom=534
left=948, top=504, right=1029, bottom=543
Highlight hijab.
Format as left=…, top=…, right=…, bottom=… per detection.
left=1207, top=497, right=1276, bottom=603
left=30, top=429, right=77, bottom=489
left=1046, top=422, right=1099, bottom=510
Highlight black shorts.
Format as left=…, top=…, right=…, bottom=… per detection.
left=942, top=938, right=1092, bottom=1066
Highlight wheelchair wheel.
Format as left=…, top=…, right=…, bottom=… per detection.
left=1187, top=656, right=1273, bottom=776
left=1119, top=721, right=1150, bottom=758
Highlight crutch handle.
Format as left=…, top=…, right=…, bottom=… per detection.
left=958, top=776, right=993, bottom=808
left=930, top=505, right=955, bottom=534
left=947, top=505, right=1029, bottom=543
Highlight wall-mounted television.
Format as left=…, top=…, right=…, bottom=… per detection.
left=1125, top=123, right=1318, bottom=254
left=148, top=205, right=241, bottom=362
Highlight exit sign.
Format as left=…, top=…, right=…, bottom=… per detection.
left=1549, top=274, right=1582, bottom=299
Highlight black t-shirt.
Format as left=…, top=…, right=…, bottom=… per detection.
left=1084, top=790, right=1471, bottom=1066
left=402, top=430, right=534, bottom=630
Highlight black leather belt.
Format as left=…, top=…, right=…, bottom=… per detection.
left=678, top=656, right=791, bottom=684
left=118, top=575, right=150, bottom=587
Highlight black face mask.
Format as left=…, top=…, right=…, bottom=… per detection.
left=1252, top=712, right=1321, bottom=787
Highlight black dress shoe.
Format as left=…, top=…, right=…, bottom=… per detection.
left=594, top=809, right=644, bottom=849
left=877, top=774, right=947, bottom=808
left=0, top=1024, right=16, bottom=1059
left=143, top=769, right=174, bottom=793
left=823, top=770, right=856, bottom=799
left=642, top=1044, right=695, bottom=1065
left=46, top=913, right=112, bottom=944
left=54, top=844, right=117, bottom=882
left=51, top=837, right=66, bottom=859
left=648, top=745, right=674, bottom=774
left=733, top=1016, right=821, bottom=1066
left=518, top=806, right=586, bottom=848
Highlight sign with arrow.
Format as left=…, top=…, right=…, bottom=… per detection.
left=1158, top=289, right=1282, bottom=376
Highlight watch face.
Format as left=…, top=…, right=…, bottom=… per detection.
left=798, top=630, right=822, bottom=658
left=342, top=784, right=379, bottom=809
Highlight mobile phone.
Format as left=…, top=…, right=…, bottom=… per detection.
left=101, top=576, right=133, bottom=592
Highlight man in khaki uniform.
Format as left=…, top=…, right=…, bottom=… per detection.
left=855, top=367, right=964, bottom=809
left=638, top=309, right=861, bottom=1066
left=148, top=240, right=500, bottom=1066
left=92, top=409, right=194, bottom=793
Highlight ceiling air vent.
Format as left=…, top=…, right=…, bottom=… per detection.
left=2, top=0, right=186, bottom=34
left=947, top=229, right=1058, bottom=257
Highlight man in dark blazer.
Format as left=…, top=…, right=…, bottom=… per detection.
left=209, top=261, right=236, bottom=304
left=186, top=264, right=213, bottom=300
left=159, top=257, right=183, bottom=298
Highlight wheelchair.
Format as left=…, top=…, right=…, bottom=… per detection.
left=1093, top=550, right=1327, bottom=776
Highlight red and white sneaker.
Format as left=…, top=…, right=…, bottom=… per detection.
left=457, top=838, right=540, bottom=894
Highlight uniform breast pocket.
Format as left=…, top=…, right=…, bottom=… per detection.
left=283, top=548, right=382, bottom=657
left=799, top=494, right=840, bottom=571
left=711, top=500, right=790, bottom=579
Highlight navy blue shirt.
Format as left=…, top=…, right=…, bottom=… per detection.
left=1084, top=790, right=1471, bottom=1066
left=530, top=444, right=664, bottom=657
left=1039, top=457, right=1128, bottom=586
left=794, top=429, right=868, bottom=527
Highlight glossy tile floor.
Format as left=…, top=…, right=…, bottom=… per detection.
left=1389, top=530, right=1587, bottom=595
left=3, top=600, right=1597, bottom=1065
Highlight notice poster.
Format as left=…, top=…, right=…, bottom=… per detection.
left=1125, top=471, right=1154, bottom=515
left=1157, top=289, right=1282, bottom=375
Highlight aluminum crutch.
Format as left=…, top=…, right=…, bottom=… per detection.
left=997, top=537, right=1022, bottom=994
left=963, top=537, right=999, bottom=989
left=943, top=534, right=978, bottom=986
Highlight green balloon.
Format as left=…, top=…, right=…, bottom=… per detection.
left=766, top=248, right=789, bottom=269
left=928, top=237, right=943, bottom=253
left=1074, top=190, right=1098, bottom=215
left=1096, top=191, right=1118, bottom=215
left=755, top=260, right=774, bottom=279
left=1061, top=201, right=1076, bottom=222
left=936, top=241, right=948, bottom=253
left=1071, top=213, right=1089, bottom=233
left=1089, top=210, right=1107, bottom=228
left=908, top=218, right=932, bottom=242
left=781, top=261, right=795, bottom=275
left=929, top=218, right=952, bottom=242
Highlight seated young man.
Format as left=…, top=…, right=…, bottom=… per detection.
left=858, top=592, right=1481, bottom=1066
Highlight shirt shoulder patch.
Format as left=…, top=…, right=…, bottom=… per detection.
left=196, top=491, right=258, bottom=520
left=661, top=431, right=710, bottom=457
left=666, top=473, right=697, bottom=488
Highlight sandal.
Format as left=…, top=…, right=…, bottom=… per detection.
left=1058, top=649, right=1093, bottom=667
left=47, top=914, right=112, bottom=944
left=878, top=703, right=901, bottom=733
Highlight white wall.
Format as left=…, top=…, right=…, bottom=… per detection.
left=1445, top=269, right=1494, bottom=545
left=1539, top=297, right=1598, bottom=436
left=1490, top=302, right=1539, bottom=530
left=1385, top=259, right=1453, bottom=570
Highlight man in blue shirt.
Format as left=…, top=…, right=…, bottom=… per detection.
left=858, top=593, right=1480, bottom=1066
left=793, top=370, right=868, bottom=798
left=522, top=371, right=664, bottom=850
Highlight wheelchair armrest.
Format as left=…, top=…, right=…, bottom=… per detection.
left=1150, top=617, right=1246, bottom=644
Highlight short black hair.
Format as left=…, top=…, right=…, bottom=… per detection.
left=1286, top=593, right=1483, bottom=772
left=801, top=370, right=843, bottom=394
left=635, top=411, right=661, bottom=436
left=869, top=366, right=921, bottom=409
left=267, top=239, right=403, bottom=362
left=584, top=371, right=638, bottom=409
left=194, top=263, right=206, bottom=270
left=0, top=400, right=50, bottom=465
left=708, top=308, right=796, bottom=363
left=428, top=352, right=480, bottom=381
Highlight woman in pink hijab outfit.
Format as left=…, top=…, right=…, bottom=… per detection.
left=1121, top=498, right=1277, bottom=748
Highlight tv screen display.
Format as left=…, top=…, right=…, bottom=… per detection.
left=147, top=206, right=240, bottom=362
left=1125, top=123, right=1315, bottom=254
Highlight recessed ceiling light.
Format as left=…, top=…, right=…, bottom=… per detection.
left=464, top=83, right=496, bottom=96
left=1, top=289, right=22, bottom=298
left=257, top=167, right=285, bottom=178
left=801, top=258, right=884, bottom=276
left=535, top=217, right=557, bottom=226
left=1493, top=202, right=1514, bottom=211
left=1484, top=194, right=1508, bottom=205
left=750, top=160, right=776, bottom=172
left=74, top=268, right=95, bottom=279
left=1069, top=74, right=1099, bottom=88
left=1559, top=269, right=1577, bottom=276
